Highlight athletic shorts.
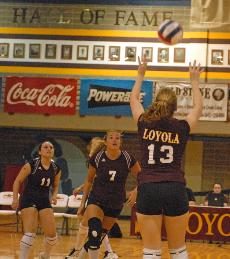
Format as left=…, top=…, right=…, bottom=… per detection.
left=87, top=195, right=122, bottom=218
left=20, top=193, right=52, bottom=211
left=136, top=182, right=189, bottom=216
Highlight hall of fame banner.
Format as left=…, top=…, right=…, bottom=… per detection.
left=156, top=83, right=228, bottom=121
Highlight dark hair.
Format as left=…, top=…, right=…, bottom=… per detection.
left=142, top=88, right=177, bottom=121
left=38, top=141, right=54, bottom=151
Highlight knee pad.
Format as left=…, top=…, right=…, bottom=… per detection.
left=169, top=246, right=188, bottom=259
left=143, top=248, right=161, bottom=259
left=87, top=217, right=102, bottom=250
left=45, top=234, right=58, bottom=246
left=20, top=232, right=36, bottom=248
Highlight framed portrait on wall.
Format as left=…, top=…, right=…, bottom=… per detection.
left=228, top=50, right=230, bottom=65
left=109, top=46, right=120, bottom=61
left=158, top=48, right=169, bottom=63
left=45, top=44, right=56, bottom=59
left=125, top=47, right=136, bottom=61
left=29, top=44, right=40, bottom=58
left=0, top=43, right=9, bottom=58
left=174, top=48, right=185, bottom=63
left=61, top=45, right=72, bottom=60
left=211, top=49, right=223, bottom=65
left=77, top=45, right=88, bottom=60
left=93, top=45, right=104, bottom=60
left=13, top=43, right=25, bottom=58
left=142, top=47, right=153, bottom=62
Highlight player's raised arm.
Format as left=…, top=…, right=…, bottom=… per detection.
left=186, top=60, right=204, bottom=130
left=130, top=56, right=147, bottom=123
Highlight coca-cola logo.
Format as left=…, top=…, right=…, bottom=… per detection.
left=6, top=83, right=74, bottom=108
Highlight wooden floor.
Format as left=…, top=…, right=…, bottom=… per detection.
left=0, top=218, right=229, bottom=259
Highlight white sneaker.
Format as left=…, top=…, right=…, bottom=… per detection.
left=103, top=251, right=119, bottom=259
left=39, top=252, right=50, bottom=259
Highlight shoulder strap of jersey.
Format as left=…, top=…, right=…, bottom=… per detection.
left=95, top=150, right=104, bottom=169
left=51, top=159, right=59, bottom=174
left=122, top=150, right=131, bottom=169
left=31, top=158, right=41, bottom=175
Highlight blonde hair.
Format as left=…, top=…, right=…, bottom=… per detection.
left=142, top=88, right=177, bottom=121
left=87, top=137, right=105, bottom=157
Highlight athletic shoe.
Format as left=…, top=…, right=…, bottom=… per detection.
left=39, top=252, right=50, bottom=259
left=103, top=251, right=119, bottom=259
left=65, top=248, right=80, bottom=258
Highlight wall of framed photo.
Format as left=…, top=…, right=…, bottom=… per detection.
left=0, top=38, right=229, bottom=68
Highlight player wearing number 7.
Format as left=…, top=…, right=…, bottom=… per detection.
left=130, top=58, right=203, bottom=259
left=12, top=141, right=61, bottom=259
left=76, top=130, right=141, bottom=259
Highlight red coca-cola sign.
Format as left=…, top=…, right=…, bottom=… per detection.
left=4, top=77, right=77, bottom=115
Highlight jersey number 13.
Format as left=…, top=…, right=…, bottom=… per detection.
left=148, top=144, right=173, bottom=164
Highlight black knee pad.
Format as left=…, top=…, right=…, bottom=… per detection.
left=87, top=217, right=102, bottom=250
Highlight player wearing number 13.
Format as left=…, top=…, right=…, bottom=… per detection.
left=130, top=58, right=204, bottom=259
left=12, top=141, right=61, bottom=259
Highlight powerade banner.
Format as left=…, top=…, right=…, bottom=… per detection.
left=80, top=79, right=153, bottom=116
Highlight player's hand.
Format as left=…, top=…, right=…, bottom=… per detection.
left=137, top=55, right=148, bottom=77
left=126, top=188, right=137, bottom=208
left=73, top=187, right=80, bottom=196
left=51, top=196, right=57, bottom=205
left=11, top=198, right=19, bottom=210
left=189, top=60, right=204, bottom=82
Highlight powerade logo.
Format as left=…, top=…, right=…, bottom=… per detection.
left=80, top=79, right=153, bottom=116
left=87, top=84, right=146, bottom=108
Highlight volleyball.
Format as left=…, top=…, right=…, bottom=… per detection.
left=158, top=20, right=183, bottom=45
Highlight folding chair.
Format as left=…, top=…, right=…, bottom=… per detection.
left=51, top=193, right=69, bottom=235
left=0, top=191, right=20, bottom=231
left=64, top=194, right=83, bottom=235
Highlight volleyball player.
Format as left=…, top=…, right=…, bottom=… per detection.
left=130, top=58, right=204, bottom=259
left=12, top=141, right=61, bottom=259
left=74, top=130, right=141, bottom=259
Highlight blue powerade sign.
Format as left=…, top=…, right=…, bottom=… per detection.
left=80, top=79, right=153, bottom=116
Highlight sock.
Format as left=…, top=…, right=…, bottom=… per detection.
left=75, top=223, right=89, bottom=251
left=19, top=233, right=36, bottom=259
left=143, top=248, right=161, bottom=259
left=103, top=235, right=113, bottom=253
left=88, top=248, right=99, bottom=259
left=169, top=246, right=188, bottom=259
left=43, top=235, right=57, bottom=257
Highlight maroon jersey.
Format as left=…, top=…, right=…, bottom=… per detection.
left=23, top=158, right=60, bottom=198
left=137, top=117, right=190, bottom=185
left=88, top=150, right=137, bottom=209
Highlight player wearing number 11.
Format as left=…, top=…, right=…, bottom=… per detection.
left=12, top=141, right=61, bottom=259
left=130, top=58, right=204, bottom=259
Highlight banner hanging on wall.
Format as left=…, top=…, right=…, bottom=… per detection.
left=156, top=82, right=228, bottom=121
left=0, top=77, right=2, bottom=103
left=80, top=79, right=153, bottom=116
left=4, top=77, right=77, bottom=115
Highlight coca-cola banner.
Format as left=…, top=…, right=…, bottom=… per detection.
left=4, top=77, right=77, bottom=115
left=80, top=79, right=153, bottom=116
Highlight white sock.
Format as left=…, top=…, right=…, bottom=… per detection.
left=88, top=248, right=99, bottom=259
left=103, top=235, right=113, bottom=253
left=169, top=246, right=188, bottom=259
left=143, top=248, right=161, bottom=259
left=19, top=233, right=36, bottom=259
left=75, top=223, right=89, bottom=250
